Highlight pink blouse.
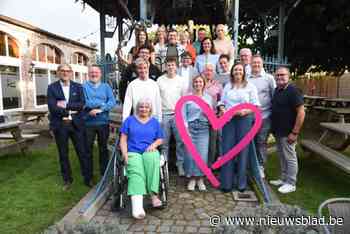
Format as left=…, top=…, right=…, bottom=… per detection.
left=205, top=79, right=223, bottom=106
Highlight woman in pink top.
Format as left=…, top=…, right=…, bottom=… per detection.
left=202, top=63, right=223, bottom=106
left=202, top=63, right=223, bottom=167
left=213, top=24, right=235, bottom=61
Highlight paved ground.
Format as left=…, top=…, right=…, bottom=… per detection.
left=91, top=174, right=259, bottom=234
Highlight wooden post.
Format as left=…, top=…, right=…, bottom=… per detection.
left=232, top=0, right=239, bottom=59
left=278, top=1, right=285, bottom=63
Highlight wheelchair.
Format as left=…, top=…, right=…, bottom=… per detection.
left=110, top=139, right=169, bottom=212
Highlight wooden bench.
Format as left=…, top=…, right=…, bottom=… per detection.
left=301, top=122, right=350, bottom=174
left=300, top=139, right=350, bottom=174
left=17, top=109, right=48, bottom=123
left=0, top=133, right=39, bottom=139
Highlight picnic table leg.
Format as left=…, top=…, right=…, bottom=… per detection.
left=10, top=128, right=27, bottom=155
left=319, top=130, right=329, bottom=144
left=337, top=115, right=348, bottom=141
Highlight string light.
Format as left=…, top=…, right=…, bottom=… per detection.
left=76, top=29, right=99, bottom=41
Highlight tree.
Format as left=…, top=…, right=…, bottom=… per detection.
left=235, top=0, right=350, bottom=74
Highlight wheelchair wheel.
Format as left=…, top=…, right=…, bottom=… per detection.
left=159, top=161, right=169, bottom=207
left=111, top=154, right=128, bottom=211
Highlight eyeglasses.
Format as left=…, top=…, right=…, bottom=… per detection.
left=276, top=73, right=288, bottom=77
left=59, top=70, right=72, bottom=73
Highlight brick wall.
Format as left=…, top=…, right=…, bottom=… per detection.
left=0, top=17, right=96, bottom=111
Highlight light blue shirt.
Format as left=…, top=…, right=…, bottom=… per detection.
left=248, top=71, right=276, bottom=118
left=194, top=54, right=220, bottom=74
left=183, top=93, right=213, bottom=127
left=220, top=82, right=260, bottom=109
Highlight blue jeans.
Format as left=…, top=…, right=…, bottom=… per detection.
left=161, top=114, right=185, bottom=167
left=184, top=120, right=210, bottom=177
left=254, top=117, right=271, bottom=165
left=220, top=114, right=256, bottom=191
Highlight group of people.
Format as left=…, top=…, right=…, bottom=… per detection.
left=47, top=64, right=117, bottom=191
left=47, top=24, right=305, bottom=220
left=117, top=25, right=305, bottom=219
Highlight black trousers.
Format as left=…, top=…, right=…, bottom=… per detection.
left=86, top=124, right=110, bottom=177
left=53, top=123, right=91, bottom=184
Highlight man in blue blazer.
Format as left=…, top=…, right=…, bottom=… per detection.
left=47, top=64, right=92, bottom=190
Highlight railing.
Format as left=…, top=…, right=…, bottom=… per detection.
left=95, top=54, right=121, bottom=102
left=262, top=56, right=290, bottom=74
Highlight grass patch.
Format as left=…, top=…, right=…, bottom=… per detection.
left=266, top=147, right=350, bottom=214
left=0, top=143, right=100, bottom=234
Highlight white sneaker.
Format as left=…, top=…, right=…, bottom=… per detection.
left=177, top=165, right=185, bottom=177
left=259, top=166, right=265, bottom=178
left=278, top=184, right=296, bottom=194
left=187, top=179, right=196, bottom=191
left=197, top=178, right=207, bottom=191
left=269, top=179, right=284, bottom=186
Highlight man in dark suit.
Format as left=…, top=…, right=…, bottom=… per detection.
left=47, top=64, right=92, bottom=190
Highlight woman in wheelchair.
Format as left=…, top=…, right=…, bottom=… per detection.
left=119, top=98, right=164, bottom=219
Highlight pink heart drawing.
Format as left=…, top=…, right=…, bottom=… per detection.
left=175, top=95, right=262, bottom=188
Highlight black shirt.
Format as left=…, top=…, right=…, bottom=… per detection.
left=118, top=63, right=161, bottom=103
left=271, top=83, right=304, bottom=137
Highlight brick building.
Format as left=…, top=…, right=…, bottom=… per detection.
left=0, top=15, right=97, bottom=115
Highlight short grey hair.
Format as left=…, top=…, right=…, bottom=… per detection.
left=204, top=63, right=215, bottom=71
left=57, top=63, right=72, bottom=72
left=135, top=98, right=153, bottom=116
left=239, top=48, right=252, bottom=56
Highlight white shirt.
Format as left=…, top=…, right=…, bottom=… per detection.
left=177, top=66, right=199, bottom=94
left=60, top=81, right=70, bottom=104
left=122, top=78, right=162, bottom=122
left=220, top=82, right=260, bottom=109
left=157, top=74, right=187, bottom=114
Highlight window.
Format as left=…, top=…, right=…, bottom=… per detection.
left=0, top=65, right=22, bottom=109
left=0, top=32, right=5, bottom=56
left=34, top=69, right=49, bottom=105
left=38, top=45, right=46, bottom=62
left=71, top=52, right=88, bottom=65
left=32, top=44, right=62, bottom=64
left=50, top=70, right=59, bottom=83
left=74, top=72, right=81, bottom=83
left=0, top=31, right=19, bottom=58
left=47, top=46, right=54, bottom=63
left=33, top=69, right=59, bottom=106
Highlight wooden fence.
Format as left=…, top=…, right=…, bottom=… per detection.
left=294, top=73, right=350, bottom=98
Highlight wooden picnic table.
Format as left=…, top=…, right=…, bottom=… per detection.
left=312, top=106, right=350, bottom=122
left=320, top=122, right=350, bottom=135
left=301, top=122, right=350, bottom=174
left=18, top=109, right=48, bottom=123
left=319, top=122, right=350, bottom=151
left=322, top=98, right=350, bottom=108
left=0, top=121, right=38, bottom=156
left=303, top=95, right=327, bottom=107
